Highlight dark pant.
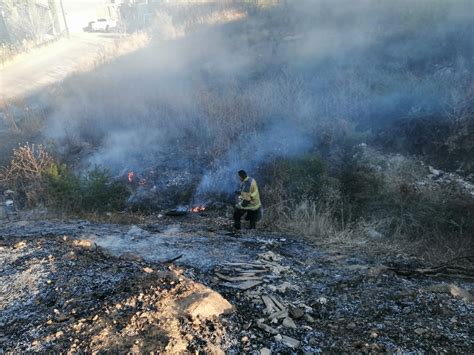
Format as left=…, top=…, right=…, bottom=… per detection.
left=234, top=208, right=260, bottom=229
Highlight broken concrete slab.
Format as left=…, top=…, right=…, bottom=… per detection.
left=268, top=309, right=288, bottom=320
left=221, top=280, right=263, bottom=290
left=257, top=321, right=279, bottom=335
left=280, top=335, right=300, bottom=348
left=282, top=317, right=297, bottom=329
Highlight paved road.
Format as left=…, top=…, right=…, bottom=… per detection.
left=0, top=33, right=122, bottom=102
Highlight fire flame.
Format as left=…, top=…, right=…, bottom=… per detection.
left=190, top=206, right=206, bottom=213
left=127, top=171, right=134, bottom=183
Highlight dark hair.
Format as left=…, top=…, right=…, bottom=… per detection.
left=238, top=170, right=247, bottom=178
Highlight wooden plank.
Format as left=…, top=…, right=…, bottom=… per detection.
left=261, top=295, right=276, bottom=313
left=215, top=272, right=262, bottom=282
left=238, top=272, right=257, bottom=277
left=236, top=269, right=269, bottom=274
left=220, top=280, right=263, bottom=290
left=257, top=322, right=279, bottom=335
left=269, top=295, right=285, bottom=311
left=222, top=262, right=265, bottom=267
left=268, top=309, right=288, bottom=320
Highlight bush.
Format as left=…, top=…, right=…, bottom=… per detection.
left=260, top=154, right=356, bottom=241
left=0, top=144, right=129, bottom=212
left=81, top=168, right=129, bottom=212
left=337, top=147, right=474, bottom=261
left=0, top=143, right=54, bottom=207
left=340, top=163, right=384, bottom=220
left=261, top=154, right=326, bottom=204
left=45, top=165, right=128, bottom=213
left=44, top=163, right=82, bottom=211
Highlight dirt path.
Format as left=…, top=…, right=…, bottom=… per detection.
left=0, top=33, right=123, bottom=102
left=1, top=216, right=473, bottom=352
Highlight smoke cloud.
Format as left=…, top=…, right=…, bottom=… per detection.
left=40, top=0, right=473, bottom=201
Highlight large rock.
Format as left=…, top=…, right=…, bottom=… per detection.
left=179, top=285, right=234, bottom=319
left=72, top=239, right=97, bottom=251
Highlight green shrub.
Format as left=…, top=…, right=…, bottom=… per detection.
left=44, top=165, right=128, bottom=213
left=44, top=163, right=82, bottom=211
left=81, top=168, right=128, bottom=212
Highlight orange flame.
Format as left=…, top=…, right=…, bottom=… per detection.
left=190, top=206, right=206, bottom=213
left=127, top=171, right=134, bottom=183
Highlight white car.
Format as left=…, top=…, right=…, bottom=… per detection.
left=84, top=18, right=117, bottom=32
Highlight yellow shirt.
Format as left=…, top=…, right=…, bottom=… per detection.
left=239, top=176, right=261, bottom=210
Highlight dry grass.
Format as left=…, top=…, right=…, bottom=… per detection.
left=264, top=198, right=360, bottom=245
left=0, top=143, right=54, bottom=207
left=273, top=200, right=339, bottom=239
left=77, top=32, right=150, bottom=74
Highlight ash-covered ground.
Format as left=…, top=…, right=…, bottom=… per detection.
left=1, top=212, right=472, bottom=353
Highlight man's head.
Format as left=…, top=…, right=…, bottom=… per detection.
left=238, top=170, right=247, bottom=181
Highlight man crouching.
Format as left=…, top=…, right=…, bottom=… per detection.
left=234, top=170, right=262, bottom=230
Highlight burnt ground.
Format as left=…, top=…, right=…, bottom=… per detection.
left=0, top=212, right=473, bottom=353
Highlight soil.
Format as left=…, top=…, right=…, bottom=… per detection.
left=1, top=212, right=473, bottom=353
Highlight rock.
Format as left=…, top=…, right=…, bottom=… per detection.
left=260, top=347, right=271, bottom=355
left=275, top=282, right=299, bottom=293
left=180, top=287, right=234, bottom=319
left=367, top=266, right=389, bottom=278
left=55, top=313, right=70, bottom=322
left=427, top=283, right=474, bottom=303
left=448, top=285, right=474, bottom=304
left=307, top=267, right=325, bottom=278
left=346, top=322, right=356, bottom=329
left=414, top=328, right=428, bottom=335
left=282, top=317, right=297, bottom=329
left=14, top=241, right=27, bottom=249
left=126, top=225, right=150, bottom=239
left=143, top=267, right=154, bottom=273
left=280, top=335, right=300, bottom=348
left=62, top=252, right=77, bottom=261
left=289, top=306, right=305, bottom=320
left=268, top=309, right=288, bottom=320
left=55, top=331, right=64, bottom=338
left=316, top=296, right=328, bottom=305
left=73, top=239, right=96, bottom=250
left=121, top=252, right=143, bottom=261
left=429, top=166, right=442, bottom=176
left=258, top=251, right=283, bottom=262
left=304, top=314, right=315, bottom=323
left=257, top=322, right=279, bottom=335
